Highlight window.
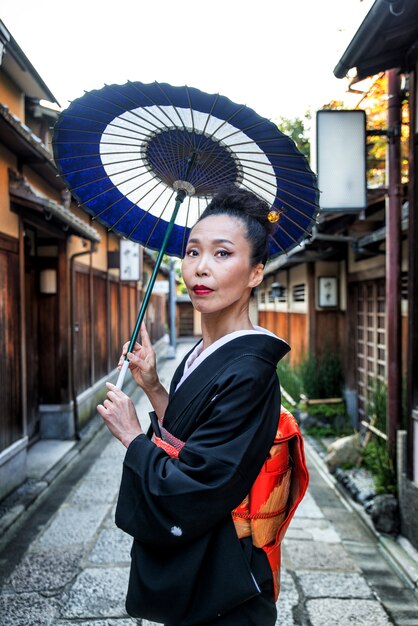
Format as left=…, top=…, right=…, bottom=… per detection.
left=277, top=287, right=287, bottom=303
left=292, top=283, right=306, bottom=302
left=401, top=272, right=408, bottom=300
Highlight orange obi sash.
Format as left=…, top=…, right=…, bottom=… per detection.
left=153, top=406, right=309, bottom=601
left=232, top=406, right=309, bottom=600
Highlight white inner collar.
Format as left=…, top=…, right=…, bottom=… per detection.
left=175, top=326, right=278, bottom=391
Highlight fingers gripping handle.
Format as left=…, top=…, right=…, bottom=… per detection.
left=116, top=359, right=130, bottom=390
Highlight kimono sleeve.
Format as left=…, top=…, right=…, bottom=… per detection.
left=115, top=356, right=280, bottom=547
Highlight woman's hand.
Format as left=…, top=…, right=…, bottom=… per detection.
left=118, top=323, right=159, bottom=392
left=97, top=383, right=143, bottom=447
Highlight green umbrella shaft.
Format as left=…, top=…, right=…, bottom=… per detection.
left=115, top=190, right=186, bottom=389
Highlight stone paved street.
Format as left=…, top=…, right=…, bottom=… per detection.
left=0, top=340, right=417, bottom=625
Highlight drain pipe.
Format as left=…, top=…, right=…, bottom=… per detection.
left=310, top=225, right=355, bottom=243
left=70, top=242, right=96, bottom=439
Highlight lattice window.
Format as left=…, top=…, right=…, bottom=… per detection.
left=355, top=279, right=386, bottom=422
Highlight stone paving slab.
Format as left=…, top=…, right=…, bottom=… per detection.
left=68, top=474, right=121, bottom=505
left=4, top=546, right=83, bottom=593
left=59, top=567, right=130, bottom=619
left=27, top=440, right=76, bottom=479
left=297, top=571, right=373, bottom=599
left=0, top=592, right=59, bottom=626
left=283, top=540, right=360, bottom=572
left=306, top=598, right=392, bottom=626
left=88, top=527, right=132, bottom=565
left=1, top=341, right=417, bottom=626
left=293, top=491, right=324, bottom=519
left=275, top=568, right=299, bottom=626
left=286, top=518, right=341, bottom=544
left=51, top=617, right=139, bottom=626
left=37, top=502, right=110, bottom=547
left=319, top=507, right=375, bottom=543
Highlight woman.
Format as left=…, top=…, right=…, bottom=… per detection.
left=97, top=187, right=291, bottom=626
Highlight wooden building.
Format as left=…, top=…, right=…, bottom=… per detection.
left=259, top=191, right=406, bottom=417
left=260, top=0, right=418, bottom=551
left=333, top=0, right=418, bottom=557
left=0, top=21, right=167, bottom=501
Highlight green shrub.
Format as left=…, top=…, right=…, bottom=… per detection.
left=367, top=380, right=387, bottom=432
left=304, top=425, right=336, bottom=438
left=298, top=353, right=319, bottom=397
left=362, top=438, right=397, bottom=495
left=277, top=358, right=302, bottom=403
left=281, top=398, right=295, bottom=413
left=307, top=402, right=346, bottom=419
left=299, top=350, right=343, bottom=399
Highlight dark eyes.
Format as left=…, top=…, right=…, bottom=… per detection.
left=185, top=249, right=231, bottom=258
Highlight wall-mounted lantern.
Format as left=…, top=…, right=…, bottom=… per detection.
left=315, top=110, right=367, bottom=213
left=39, top=269, right=57, bottom=295
left=271, top=282, right=285, bottom=299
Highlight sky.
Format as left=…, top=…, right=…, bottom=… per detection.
left=1, top=0, right=373, bottom=122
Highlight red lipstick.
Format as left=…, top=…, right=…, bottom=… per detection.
left=193, top=285, right=214, bottom=296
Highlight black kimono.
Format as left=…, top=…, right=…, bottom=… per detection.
left=115, top=332, right=290, bottom=626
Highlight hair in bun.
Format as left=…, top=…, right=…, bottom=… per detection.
left=197, top=186, right=276, bottom=265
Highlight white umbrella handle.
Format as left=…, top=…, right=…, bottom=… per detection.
left=116, top=360, right=130, bottom=389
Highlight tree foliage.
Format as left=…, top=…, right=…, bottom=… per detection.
left=275, top=112, right=311, bottom=161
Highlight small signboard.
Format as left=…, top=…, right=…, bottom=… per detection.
left=120, top=240, right=141, bottom=281
left=318, top=276, right=338, bottom=308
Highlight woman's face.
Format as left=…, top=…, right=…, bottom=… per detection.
left=182, top=215, right=263, bottom=316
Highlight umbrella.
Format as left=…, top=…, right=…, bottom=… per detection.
left=52, top=81, right=319, bottom=387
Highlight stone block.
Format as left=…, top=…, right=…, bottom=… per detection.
left=306, top=598, right=391, bottom=625
left=37, top=503, right=110, bottom=548
left=39, top=404, right=74, bottom=439
left=283, top=540, right=359, bottom=572
left=88, top=527, right=132, bottom=564
left=298, top=571, right=373, bottom=598
left=275, top=568, right=299, bottom=626
left=370, top=494, right=400, bottom=535
left=59, top=567, right=130, bottom=618
left=0, top=438, right=27, bottom=501
left=6, top=547, right=83, bottom=593
left=0, top=592, right=58, bottom=626
left=324, top=434, right=361, bottom=472
left=53, top=621, right=136, bottom=626
left=293, top=491, right=324, bottom=519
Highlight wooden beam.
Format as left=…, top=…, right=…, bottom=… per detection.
left=307, top=262, right=316, bottom=354
left=386, top=69, right=403, bottom=462
left=18, top=220, right=27, bottom=436
left=407, top=69, right=418, bottom=479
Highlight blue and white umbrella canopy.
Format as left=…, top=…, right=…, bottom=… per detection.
left=52, top=81, right=319, bottom=258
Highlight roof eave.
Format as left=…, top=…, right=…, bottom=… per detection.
left=0, top=20, right=59, bottom=105
left=334, top=0, right=391, bottom=78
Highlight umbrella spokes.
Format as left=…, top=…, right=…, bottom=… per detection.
left=115, top=153, right=197, bottom=388
left=52, top=81, right=319, bottom=387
